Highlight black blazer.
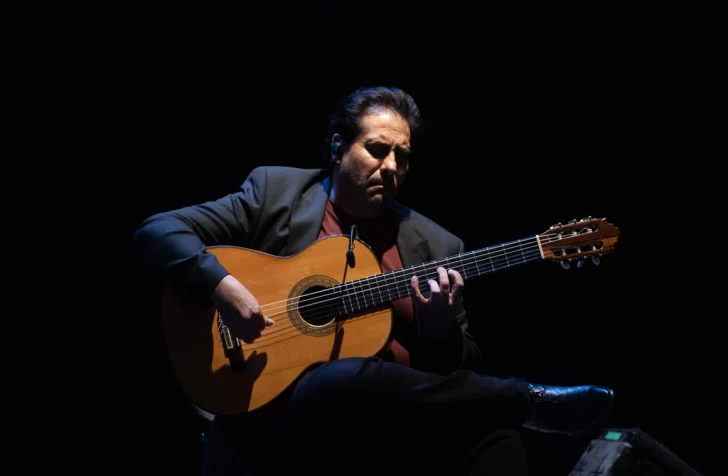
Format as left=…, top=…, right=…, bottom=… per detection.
left=134, top=166, right=483, bottom=374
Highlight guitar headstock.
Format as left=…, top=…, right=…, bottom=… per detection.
left=538, top=217, right=620, bottom=269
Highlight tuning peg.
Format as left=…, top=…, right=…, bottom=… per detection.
left=560, top=260, right=570, bottom=270
left=591, top=255, right=601, bottom=266
left=568, top=219, right=577, bottom=224
left=577, top=259, right=585, bottom=269
left=550, top=222, right=562, bottom=229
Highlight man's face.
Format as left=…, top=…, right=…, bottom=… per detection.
left=332, top=109, right=411, bottom=218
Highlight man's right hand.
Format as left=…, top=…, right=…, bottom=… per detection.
left=211, top=275, right=275, bottom=344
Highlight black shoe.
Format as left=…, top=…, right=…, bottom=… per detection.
left=522, top=383, right=614, bottom=438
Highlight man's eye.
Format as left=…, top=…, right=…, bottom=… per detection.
left=396, top=149, right=410, bottom=164
left=366, top=143, right=390, bottom=158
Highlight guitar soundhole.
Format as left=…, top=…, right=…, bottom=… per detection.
left=288, top=275, right=340, bottom=336
left=298, top=285, right=335, bottom=326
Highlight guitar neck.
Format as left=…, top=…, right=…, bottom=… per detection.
left=335, top=235, right=544, bottom=316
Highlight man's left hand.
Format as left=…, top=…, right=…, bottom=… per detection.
left=411, top=266, right=464, bottom=338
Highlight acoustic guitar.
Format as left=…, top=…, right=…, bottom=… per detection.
left=160, top=217, right=620, bottom=419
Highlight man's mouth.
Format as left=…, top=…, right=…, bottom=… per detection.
left=370, top=183, right=392, bottom=191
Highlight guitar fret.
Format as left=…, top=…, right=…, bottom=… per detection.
left=397, top=269, right=406, bottom=299
left=378, top=275, right=385, bottom=305
left=384, top=272, right=392, bottom=303
left=348, top=282, right=355, bottom=312
left=457, top=253, right=467, bottom=279
left=354, top=280, right=363, bottom=312
left=420, top=263, right=429, bottom=291
left=372, top=276, right=381, bottom=307
left=374, top=275, right=383, bottom=306
left=405, top=268, right=411, bottom=297
left=365, top=277, right=373, bottom=308
left=519, top=239, right=526, bottom=262
left=362, top=277, right=370, bottom=308
left=343, top=282, right=351, bottom=313
left=340, top=284, right=349, bottom=315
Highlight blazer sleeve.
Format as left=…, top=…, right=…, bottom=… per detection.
left=133, top=166, right=268, bottom=303
left=414, top=238, right=485, bottom=375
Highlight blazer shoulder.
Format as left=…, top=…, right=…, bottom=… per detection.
left=391, top=201, right=464, bottom=251
left=246, top=166, right=327, bottom=185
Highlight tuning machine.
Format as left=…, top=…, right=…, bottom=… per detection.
left=562, top=254, right=600, bottom=269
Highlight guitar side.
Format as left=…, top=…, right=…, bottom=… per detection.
left=160, top=235, right=393, bottom=417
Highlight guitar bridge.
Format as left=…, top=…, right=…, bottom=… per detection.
left=217, top=313, right=246, bottom=371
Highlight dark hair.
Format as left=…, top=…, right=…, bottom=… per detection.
left=323, top=86, right=423, bottom=169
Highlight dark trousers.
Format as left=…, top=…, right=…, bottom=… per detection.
left=202, top=356, right=532, bottom=476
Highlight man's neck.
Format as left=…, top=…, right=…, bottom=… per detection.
left=329, top=189, right=384, bottom=221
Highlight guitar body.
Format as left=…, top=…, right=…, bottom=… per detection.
left=160, top=235, right=393, bottom=418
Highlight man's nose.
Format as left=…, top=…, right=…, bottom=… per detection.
left=381, top=151, right=397, bottom=174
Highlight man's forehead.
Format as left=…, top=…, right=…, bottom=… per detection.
left=359, top=113, right=410, bottom=142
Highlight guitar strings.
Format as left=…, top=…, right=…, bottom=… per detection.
left=250, top=248, right=543, bottom=344
left=242, top=233, right=588, bottom=342
left=259, top=238, right=542, bottom=322
left=265, top=243, right=543, bottom=321
left=257, top=231, right=571, bottom=315
left=241, top=233, right=588, bottom=342
left=258, top=230, right=586, bottom=319
left=246, top=253, right=546, bottom=348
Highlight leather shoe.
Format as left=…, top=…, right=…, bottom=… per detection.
left=522, top=383, right=614, bottom=438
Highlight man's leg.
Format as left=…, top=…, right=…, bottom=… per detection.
left=286, top=356, right=612, bottom=475
left=201, top=356, right=612, bottom=475
left=288, top=356, right=532, bottom=428
left=286, top=357, right=532, bottom=475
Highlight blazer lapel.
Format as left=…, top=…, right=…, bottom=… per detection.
left=390, top=202, right=430, bottom=268
left=285, top=175, right=331, bottom=256
left=391, top=203, right=430, bottom=304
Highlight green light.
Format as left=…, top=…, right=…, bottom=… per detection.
left=604, top=431, right=622, bottom=441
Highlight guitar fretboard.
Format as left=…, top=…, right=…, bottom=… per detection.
left=329, top=236, right=543, bottom=316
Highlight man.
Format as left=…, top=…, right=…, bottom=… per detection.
left=134, top=86, right=614, bottom=475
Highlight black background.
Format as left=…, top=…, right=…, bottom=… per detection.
left=19, top=4, right=713, bottom=475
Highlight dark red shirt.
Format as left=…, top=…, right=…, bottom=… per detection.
left=317, top=199, right=415, bottom=366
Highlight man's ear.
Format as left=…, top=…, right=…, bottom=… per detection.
left=330, top=133, right=343, bottom=163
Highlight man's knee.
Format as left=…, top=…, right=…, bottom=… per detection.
left=289, top=357, right=373, bottom=409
